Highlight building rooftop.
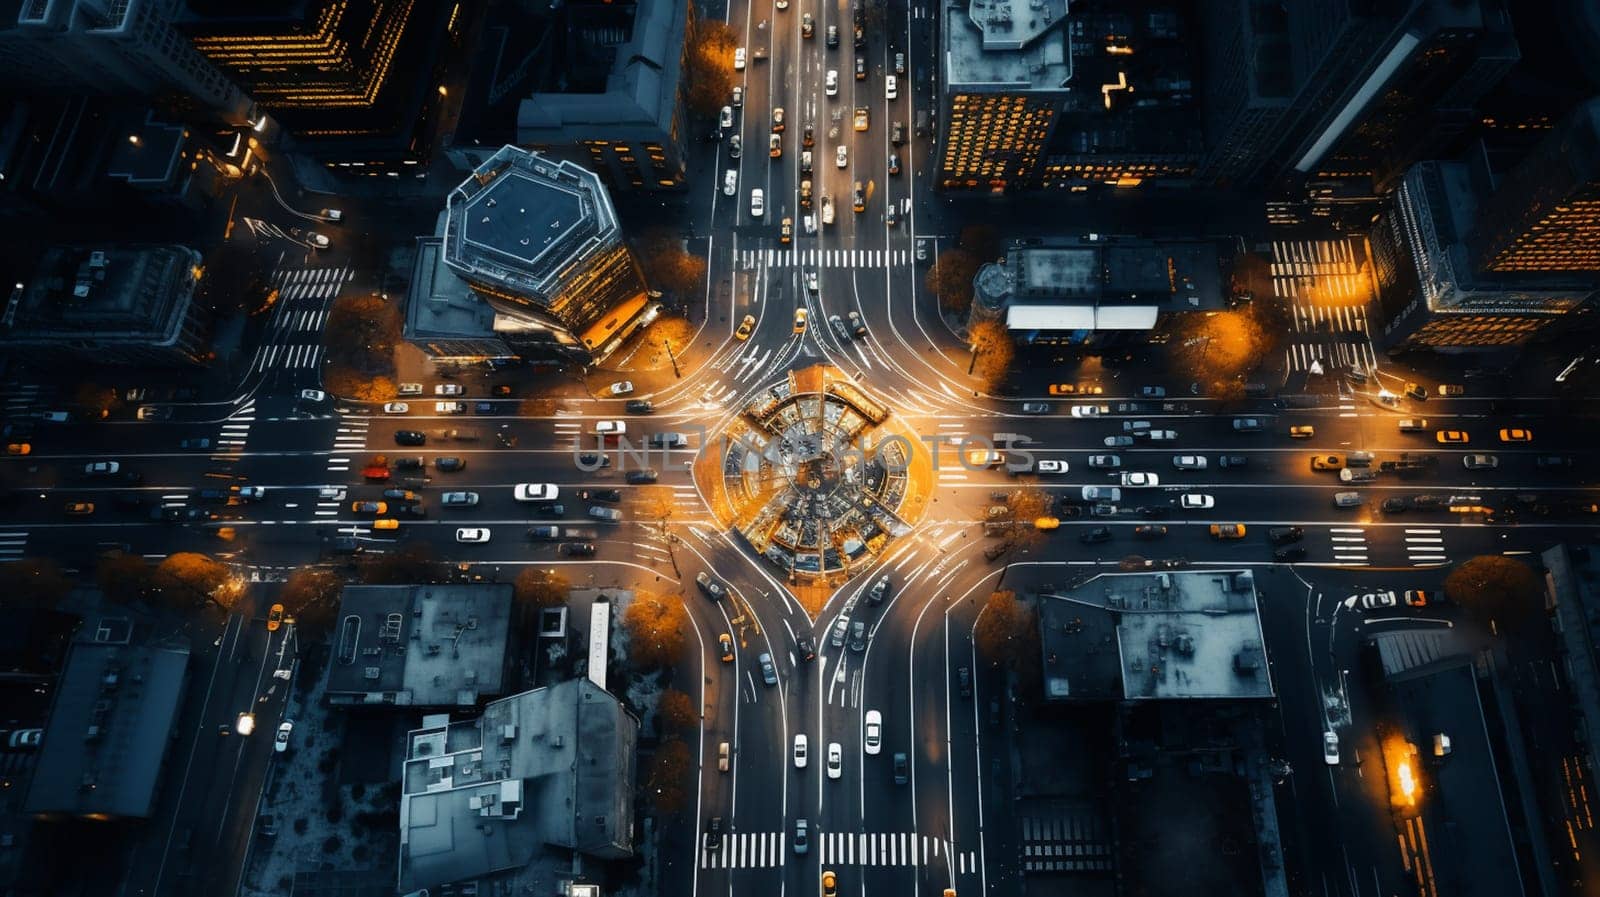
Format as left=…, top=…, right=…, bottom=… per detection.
left=443, top=145, right=618, bottom=301
left=24, top=618, right=190, bottom=819
left=944, top=0, right=1073, bottom=91
left=0, top=244, right=202, bottom=345
left=1039, top=570, right=1273, bottom=701
left=327, top=584, right=514, bottom=708
left=398, top=678, right=637, bottom=894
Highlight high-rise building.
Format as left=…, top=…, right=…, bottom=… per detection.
left=1467, top=98, right=1600, bottom=272
left=1196, top=0, right=1294, bottom=186
left=0, top=0, right=255, bottom=126
left=421, top=145, right=652, bottom=364
left=1296, top=0, right=1518, bottom=228
left=178, top=0, right=450, bottom=166
left=937, top=0, right=1073, bottom=191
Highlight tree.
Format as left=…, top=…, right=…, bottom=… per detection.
left=323, top=367, right=396, bottom=404
left=683, top=21, right=738, bottom=118
left=926, top=248, right=980, bottom=315
left=324, top=294, right=401, bottom=373
left=281, top=568, right=346, bottom=632
left=514, top=569, right=570, bottom=615
left=358, top=543, right=444, bottom=585
left=73, top=383, right=120, bottom=419
left=153, top=553, right=240, bottom=610
left=1003, top=488, right=1053, bottom=548
left=623, top=590, right=688, bottom=669
left=958, top=223, right=1000, bottom=262
left=97, top=552, right=153, bottom=605
left=1444, top=555, right=1541, bottom=628
left=0, top=559, right=73, bottom=610
left=645, top=739, right=692, bottom=814
left=636, top=228, right=708, bottom=296
left=657, top=688, right=698, bottom=732
left=969, top=320, right=1016, bottom=390
left=974, top=590, right=1035, bottom=669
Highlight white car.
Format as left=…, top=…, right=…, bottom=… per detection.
left=383, top=402, right=409, bottom=414
left=434, top=401, right=466, bottom=414
left=514, top=483, right=558, bottom=502
left=821, top=195, right=835, bottom=224
left=751, top=188, right=765, bottom=217
left=607, top=381, right=635, bottom=396
left=435, top=384, right=464, bottom=396
left=1179, top=494, right=1214, bottom=509
left=307, top=232, right=330, bottom=249
left=724, top=169, right=737, bottom=195
left=1172, top=455, right=1207, bottom=470
left=836, top=145, right=848, bottom=168
left=1035, top=459, right=1068, bottom=474
left=732, top=86, right=743, bottom=106
left=593, top=420, right=626, bottom=436
left=794, top=733, right=808, bottom=768
left=236, top=712, right=256, bottom=736
left=455, top=527, right=491, bottom=543
left=826, top=69, right=838, bottom=96
left=299, top=389, right=326, bottom=402
left=803, top=213, right=817, bottom=234
left=826, top=742, right=842, bottom=779
left=1070, top=405, right=1106, bottom=418
left=275, top=720, right=293, bottom=753
left=1349, top=591, right=1398, bottom=610
left=885, top=75, right=898, bottom=99
left=84, top=461, right=120, bottom=476
left=1323, top=731, right=1339, bottom=765
left=397, top=382, right=424, bottom=396
left=719, top=105, right=734, bottom=129
left=864, top=710, right=882, bottom=755
left=1120, top=472, right=1159, bottom=487
left=734, top=47, right=746, bottom=69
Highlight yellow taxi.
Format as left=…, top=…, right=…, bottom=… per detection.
left=793, top=308, right=808, bottom=333
left=5, top=443, right=29, bottom=455
left=1047, top=383, right=1076, bottom=396
left=718, top=633, right=735, bottom=662
left=780, top=217, right=793, bottom=244
left=373, top=518, right=401, bottom=530
left=1498, top=428, right=1532, bottom=443
left=1209, top=523, right=1246, bottom=540
left=1288, top=425, right=1315, bottom=438
left=1310, top=454, right=1344, bottom=471
left=1033, top=516, right=1061, bottom=531
left=735, top=314, right=756, bottom=340
left=822, top=871, right=837, bottom=897
left=267, top=604, right=285, bottom=631
left=1435, top=429, right=1469, bottom=444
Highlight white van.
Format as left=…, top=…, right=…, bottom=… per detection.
left=724, top=169, right=737, bottom=196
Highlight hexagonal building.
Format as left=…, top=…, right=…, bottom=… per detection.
left=441, top=145, right=651, bottom=363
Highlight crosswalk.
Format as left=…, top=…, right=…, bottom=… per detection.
left=1271, top=238, right=1380, bottom=374
left=1328, top=527, right=1368, bottom=564
left=218, top=398, right=255, bottom=455
left=251, top=265, right=352, bottom=374
left=1402, top=528, right=1447, bottom=565
left=700, top=831, right=977, bottom=871
left=0, top=530, right=28, bottom=560
left=2, top=383, right=44, bottom=420
left=738, top=247, right=913, bottom=270
left=327, top=418, right=370, bottom=473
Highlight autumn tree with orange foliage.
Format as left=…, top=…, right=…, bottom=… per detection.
left=969, top=319, right=1016, bottom=390
left=623, top=590, right=688, bottom=669
left=657, top=688, right=698, bottom=732
left=683, top=21, right=739, bottom=118
left=926, top=248, right=980, bottom=315
left=154, top=552, right=240, bottom=610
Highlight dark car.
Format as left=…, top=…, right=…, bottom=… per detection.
left=530, top=502, right=566, bottom=517
left=1536, top=455, right=1573, bottom=469
left=1134, top=525, right=1168, bottom=539
left=1381, top=497, right=1410, bottom=513
left=577, top=453, right=612, bottom=469
left=704, top=817, right=723, bottom=851
left=394, top=430, right=426, bottom=446
left=179, top=438, right=212, bottom=450
left=866, top=575, right=891, bottom=605
left=580, top=488, right=623, bottom=503
left=382, top=488, right=417, bottom=501
left=560, top=542, right=597, bottom=556
left=696, top=572, right=728, bottom=600
left=1267, top=526, right=1303, bottom=545
left=849, top=621, right=867, bottom=652
left=625, top=399, right=654, bottom=414
left=625, top=469, right=659, bottom=485
left=394, top=456, right=425, bottom=470
left=396, top=504, right=428, bottom=518
left=474, top=402, right=496, bottom=414
left=1273, top=547, right=1307, bottom=562
left=1218, top=455, right=1248, bottom=469
left=1411, top=494, right=1446, bottom=510
left=797, top=637, right=817, bottom=662
left=1079, top=527, right=1112, bottom=544
left=434, top=457, right=465, bottom=472
left=826, top=24, right=839, bottom=46
left=957, top=666, right=972, bottom=697
left=893, top=752, right=909, bottom=784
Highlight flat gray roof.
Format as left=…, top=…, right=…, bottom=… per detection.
left=944, top=0, right=1072, bottom=91
left=1041, top=570, right=1273, bottom=701
left=328, top=584, right=513, bottom=708
left=458, top=171, right=584, bottom=271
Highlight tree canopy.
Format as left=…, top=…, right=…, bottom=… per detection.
left=513, top=569, right=570, bottom=615
left=926, top=248, right=980, bottom=315
left=281, top=568, right=346, bottom=632
left=1444, top=555, right=1541, bottom=628
left=623, top=590, right=688, bottom=669
left=154, top=553, right=240, bottom=610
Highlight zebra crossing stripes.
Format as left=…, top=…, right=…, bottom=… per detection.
left=699, top=831, right=976, bottom=870
left=1269, top=239, right=1366, bottom=301
left=328, top=419, right=369, bottom=472
left=272, top=265, right=350, bottom=304
left=0, top=531, right=28, bottom=559
left=1404, top=528, right=1447, bottom=565
left=738, top=247, right=912, bottom=270
left=215, top=398, right=255, bottom=453
left=2, top=384, right=42, bottom=417
left=1328, top=527, right=1368, bottom=564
